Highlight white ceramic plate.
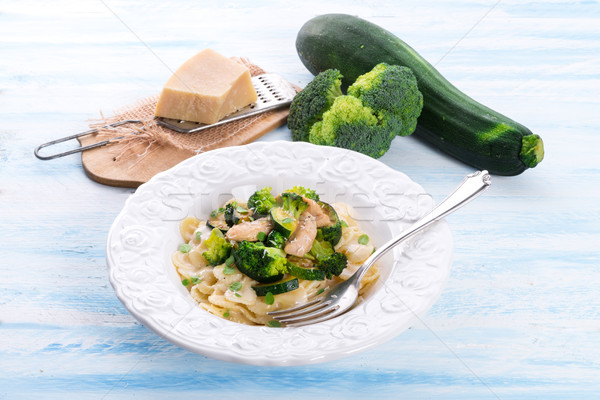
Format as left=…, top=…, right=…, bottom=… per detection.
left=106, top=141, right=453, bottom=366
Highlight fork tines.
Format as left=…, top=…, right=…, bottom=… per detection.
left=267, top=298, right=339, bottom=327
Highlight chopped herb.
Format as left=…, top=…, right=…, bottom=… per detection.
left=235, top=293, right=242, bottom=298
left=190, top=276, right=203, bottom=284
left=179, top=243, right=192, bottom=253
left=223, top=265, right=236, bottom=275
left=181, top=279, right=190, bottom=286
left=268, top=320, right=281, bottom=328
left=257, top=231, right=267, bottom=241
left=358, top=234, right=369, bottom=245
left=195, top=231, right=202, bottom=242
left=265, top=292, right=274, bottom=305
left=225, top=255, right=235, bottom=267
left=316, top=288, right=325, bottom=295
left=282, top=217, right=294, bottom=224
left=236, top=205, right=249, bottom=214
left=223, top=309, right=230, bottom=318
left=230, top=282, right=242, bottom=292
left=341, top=220, right=349, bottom=228
left=210, top=207, right=225, bottom=218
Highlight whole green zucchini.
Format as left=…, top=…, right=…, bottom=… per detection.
left=295, top=13, right=544, bottom=175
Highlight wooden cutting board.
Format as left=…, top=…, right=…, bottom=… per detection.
left=77, top=107, right=291, bottom=188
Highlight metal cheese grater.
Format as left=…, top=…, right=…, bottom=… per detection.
left=34, top=73, right=297, bottom=160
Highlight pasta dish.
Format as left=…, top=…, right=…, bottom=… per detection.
left=172, top=186, right=379, bottom=326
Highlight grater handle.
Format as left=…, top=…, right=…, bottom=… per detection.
left=34, top=120, right=143, bottom=160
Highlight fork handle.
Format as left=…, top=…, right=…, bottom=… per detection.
left=354, top=170, right=491, bottom=283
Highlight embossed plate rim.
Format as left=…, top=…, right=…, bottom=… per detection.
left=106, top=140, right=453, bottom=366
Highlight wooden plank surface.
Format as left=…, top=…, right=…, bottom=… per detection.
left=1, top=1, right=599, bottom=399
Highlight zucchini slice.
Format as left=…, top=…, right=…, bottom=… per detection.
left=207, top=207, right=228, bottom=232
left=252, top=277, right=300, bottom=296
left=270, top=207, right=298, bottom=238
left=288, top=263, right=325, bottom=281
left=287, top=256, right=325, bottom=281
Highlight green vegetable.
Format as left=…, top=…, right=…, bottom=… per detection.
left=270, top=207, right=298, bottom=239
left=295, top=13, right=544, bottom=175
left=252, top=277, right=300, bottom=296
left=348, top=63, right=423, bottom=137
left=202, top=228, right=232, bottom=266
left=223, top=265, right=236, bottom=275
left=230, top=281, right=242, bottom=292
left=179, top=243, right=192, bottom=253
left=288, top=69, right=343, bottom=143
left=265, top=230, right=286, bottom=249
left=224, top=202, right=251, bottom=227
left=257, top=231, right=267, bottom=242
left=307, top=235, right=334, bottom=261
left=195, top=231, right=202, bottom=242
left=210, top=208, right=225, bottom=218
left=289, top=65, right=415, bottom=159
left=317, top=201, right=342, bottom=246
left=270, top=193, right=309, bottom=239
left=232, top=240, right=291, bottom=283
left=309, top=94, right=401, bottom=159
left=358, top=234, right=369, bottom=245
left=268, top=320, right=282, bottom=327
left=207, top=207, right=229, bottom=232
left=308, top=236, right=348, bottom=279
left=317, top=252, right=348, bottom=279
left=279, top=192, right=309, bottom=220
left=288, top=261, right=325, bottom=281
left=265, top=292, right=275, bottom=305
left=247, top=186, right=276, bottom=215
left=284, top=186, right=320, bottom=201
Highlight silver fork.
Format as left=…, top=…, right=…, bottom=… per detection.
left=267, top=170, right=491, bottom=327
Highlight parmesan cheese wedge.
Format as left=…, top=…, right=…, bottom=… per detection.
left=154, top=49, right=258, bottom=124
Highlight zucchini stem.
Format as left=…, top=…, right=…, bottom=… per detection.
left=520, top=134, right=544, bottom=168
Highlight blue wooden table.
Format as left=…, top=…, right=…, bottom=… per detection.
left=1, top=1, right=599, bottom=398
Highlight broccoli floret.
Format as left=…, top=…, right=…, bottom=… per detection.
left=279, top=192, right=309, bottom=220
left=309, top=96, right=396, bottom=158
left=307, top=236, right=348, bottom=279
left=202, top=228, right=232, bottom=266
left=247, top=186, right=276, bottom=215
left=265, top=230, right=286, bottom=249
left=288, top=69, right=343, bottom=142
left=308, top=235, right=334, bottom=261
left=232, top=240, right=290, bottom=283
left=317, top=201, right=342, bottom=246
left=288, top=64, right=423, bottom=158
left=317, top=252, right=348, bottom=279
left=348, top=63, right=423, bottom=137
left=284, top=186, right=320, bottom=201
